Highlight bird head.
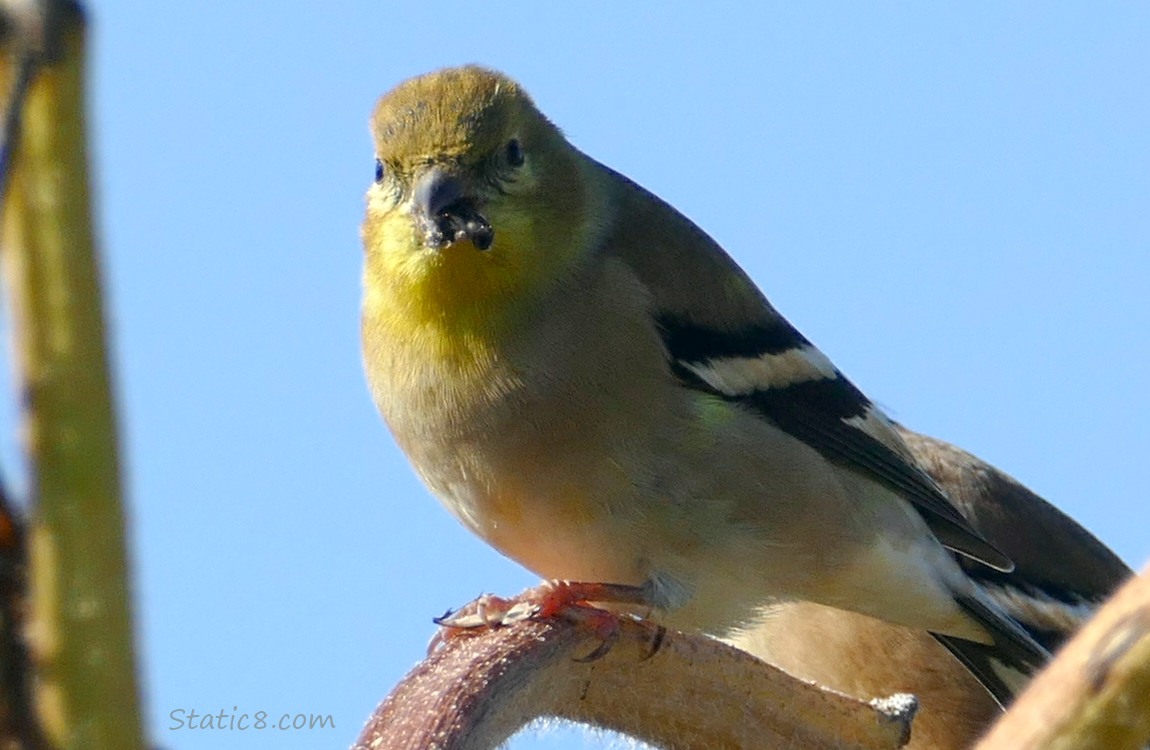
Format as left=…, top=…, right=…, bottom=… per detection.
left=362, top=66, right=604, bottom=324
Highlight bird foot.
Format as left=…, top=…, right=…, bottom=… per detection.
left=429, top=580, right=653, bottom=659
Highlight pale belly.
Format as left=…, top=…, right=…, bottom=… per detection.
left=425, top=456, right=653, bottom=589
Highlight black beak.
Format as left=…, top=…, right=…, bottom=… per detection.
left=413, top=167, right=494, bottom=251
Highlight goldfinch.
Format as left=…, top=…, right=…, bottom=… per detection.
left=361, top=65, right=1080, bottom=704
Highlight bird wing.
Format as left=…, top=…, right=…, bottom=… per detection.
left=659, top=314, right=1014, bottom=572
left=593, top=161, right=1013, bottom=572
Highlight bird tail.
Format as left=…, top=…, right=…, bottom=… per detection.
left=932, top=593, right=1050, bottom=706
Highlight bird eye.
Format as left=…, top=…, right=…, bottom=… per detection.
left=505, top=138, right=525, bottom=168
left=374, top=158, right=385, bottom=183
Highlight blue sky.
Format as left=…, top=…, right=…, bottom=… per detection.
left=5, top=3, right=1147, bottom=748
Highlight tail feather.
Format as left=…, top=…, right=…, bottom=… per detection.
left=932, top=593, right=1050, bottom=706
left=933, top=635, right=1026, bottom=706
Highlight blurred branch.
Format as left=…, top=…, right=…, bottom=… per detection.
left=0, top=1, right=146, bottom=748
left=355, top=606, right=916, bottom=750
left=976, top=563, right=1150, bottom=750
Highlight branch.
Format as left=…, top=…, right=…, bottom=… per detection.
left=0, top=2, right=146, bottom=747
left=355, top=608, right=916, bottom=750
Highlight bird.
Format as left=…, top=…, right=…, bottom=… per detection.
left=360, top=65, right=1091, bottom=705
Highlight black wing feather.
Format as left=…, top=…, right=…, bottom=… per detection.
left=660, top=315, right=1013, bottom=572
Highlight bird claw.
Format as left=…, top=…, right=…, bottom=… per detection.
left=562, top=605, right=624, bottom=662
left=427, top=593, right=535, bottom=654
left=427, top=580, right=654, bottom=658
left=433, top=594, right=537, bottom=629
